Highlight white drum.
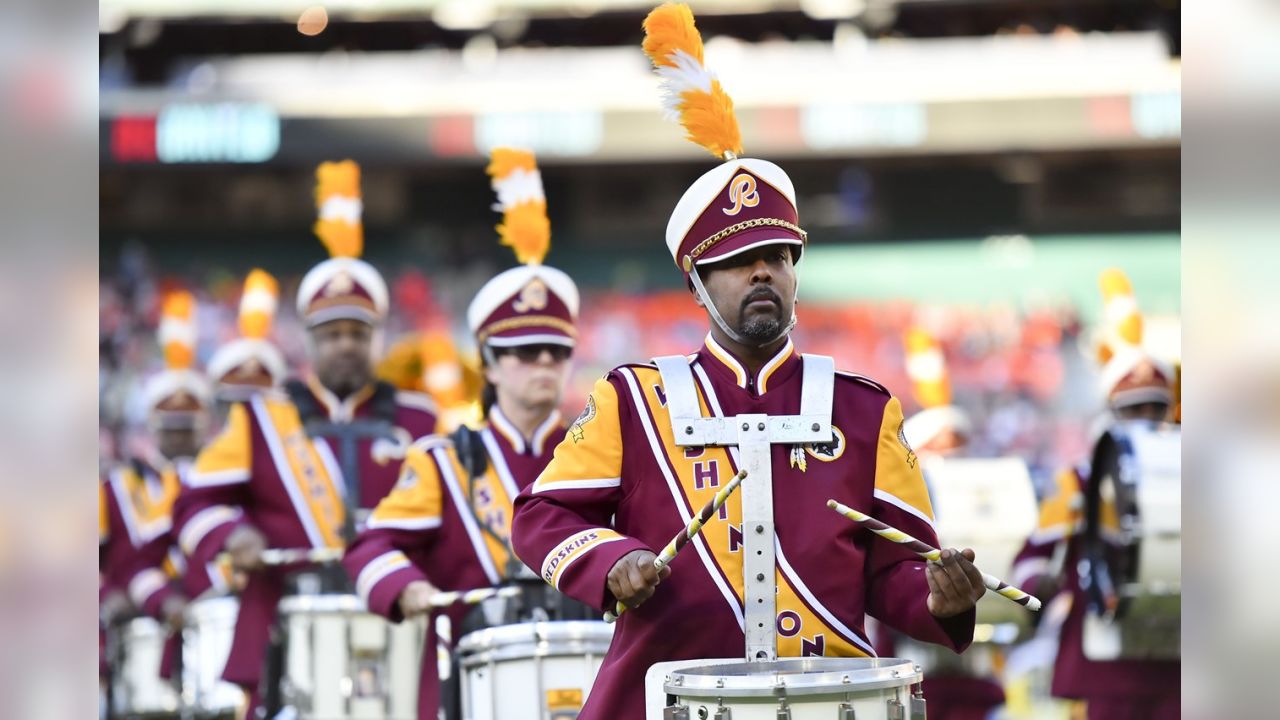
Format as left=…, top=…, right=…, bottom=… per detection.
left=181, top=596, right=244, bottom=718
left=1082, top=420, right=1181, bottom=660
left=278, top=594, right=428, bottom=720
left=655, top=658, right=925, bottom=720
left=110, top=616, right=180, bottom=718
left=457, top=621, right=614, bottom=720
left=924, top=456, right=1037, bottom=630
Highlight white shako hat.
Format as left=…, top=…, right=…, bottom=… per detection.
left=143, top=289, right=212, bottom=429
left=467, top=148, right=580, bottom=350
left=643, top=3, right=806, bottom=346
left=206, top=268, right=288, bottom=400
left=1095, top=268, right=1172, bottom=410
left=295, top=160, right=390, bottom=328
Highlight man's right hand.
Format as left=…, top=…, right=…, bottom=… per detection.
left=397, top=580, right=438, bottom=618
left=606, top=549, right=671, bottom=610
left=224, top=525, right=267, bottom=576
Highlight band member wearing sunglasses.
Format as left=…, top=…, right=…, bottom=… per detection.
left=343, top=148, right=584, bottom=719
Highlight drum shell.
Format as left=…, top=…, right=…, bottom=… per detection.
left=1083, top=421, right=1181, bottom=660
left=181, top=596, right=243, bottom=716
left=457, top=621, right=614, bottom=720
left=277, top=594, right=427, bottom=720
left=112, top=616, right=180, bottom=717
left=660, top=658, right=924, bottom=720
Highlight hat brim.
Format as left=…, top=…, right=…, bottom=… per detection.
left=485, top=331, right=576, bottom=348
left=693, top=228, right=804, bottom=267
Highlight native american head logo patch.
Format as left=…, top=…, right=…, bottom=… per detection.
left=569, top=394, right=597, bottom=443
left=805, top=425, right=847, bottom=463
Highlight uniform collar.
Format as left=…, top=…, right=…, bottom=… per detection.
left=305, top=375, right=378, bottom=423
left=700, top=333, right=799, bottom=395
left=488, top=404, right=563, bottom=456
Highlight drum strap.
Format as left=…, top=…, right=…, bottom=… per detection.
left=653, top=353, right=834, bottom=661
left=450, top=424, right=525, bottom=581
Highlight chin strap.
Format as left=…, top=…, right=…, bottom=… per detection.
left=687, top=263, right=799, bottom=349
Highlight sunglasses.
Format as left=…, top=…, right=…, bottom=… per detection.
left=495, top=344, right=573, bottom=364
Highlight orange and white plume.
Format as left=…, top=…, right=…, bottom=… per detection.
left=904, top=327, right=951, bottom=409
left=1097, top=267, right=1143, bottom=364
left=486, top=148, right=551, bottom=266
left=313, top=159, right=364, bottom=259
left=158, top=290, right=197, bottom=370
left=238, top=269, right=279, bottom=340
left=642, top=3, right=743, bottom=160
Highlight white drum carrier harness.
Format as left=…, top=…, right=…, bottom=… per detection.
left=653, top=353, right=835, bottom=662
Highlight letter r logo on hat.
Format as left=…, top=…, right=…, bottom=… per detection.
left=722, top=173, right=760, bottom=216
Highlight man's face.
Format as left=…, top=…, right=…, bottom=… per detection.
left=696, top=244, right=797, bottom=345
left=485, top=344, right=572, bottom=414
left=156, top=425, right=200, bottom=460
left=309, top=318, right=374, bottom=396
left=1114, top=401, right=1170, bottom=423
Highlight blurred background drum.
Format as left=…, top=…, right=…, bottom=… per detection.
left=1082, top=420, right=1180, bottom=661
left=457, top=621, right=613, bottom=720
left=277, top=594, right=428, bottom=720
left=109, top=615, right=179, bottom=719
left=180, top=596, right=243, bottom=719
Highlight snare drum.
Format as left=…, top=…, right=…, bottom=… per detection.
left=655, top=658, right=925, bottom=720
left=110, top=616, right=180, bottom=718
left=277, top=594, right=428, bottom=720
left=1082, top=420, right=1181, bottom=660
left=180, top=596, right=244, bottom=718
left=457, top=621, right=614, bottom=720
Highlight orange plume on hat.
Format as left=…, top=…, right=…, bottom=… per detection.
left=642, top=3, right=743, bottom=160
left=487, top=147, right=551, bottom=266
left=904, top=327, right=951, bottom=409
left=158, top=291, right=197, bottom=370
left=1097, top=267, right=1143, bottom=365
left=313, top=160, right=364, bottom=259
left=238, top=269, right=279, bottom=340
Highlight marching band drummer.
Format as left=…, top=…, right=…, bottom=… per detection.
left=510, top=6, right=983, bottom=719
left=1009, top=269, right=1178, bottom=720
left=343, top=147, right=583, bottom=720
left=171, top=161, right=438, bottom=715
left=184, top=268, right=291, bottom=601
left=100, top=291, right=210, bottom=684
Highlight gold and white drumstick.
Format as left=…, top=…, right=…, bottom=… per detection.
left=429, top=585, right=520, bottom=608
left=217, top=547, right=346, bottom=568
left=826, top=499, right=1042, bottom=612
left=604, top=470, right=746, bottom=623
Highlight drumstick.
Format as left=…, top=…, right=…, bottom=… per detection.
left=429, top=585, right=520, bottom=608
left=217, top=547, right=345, bottom=568
left=604, top=469, right=746, bottom=623
left=825, top=499, right=1042, bottom=612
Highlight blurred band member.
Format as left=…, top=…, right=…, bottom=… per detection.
left=344, top=148, right=582, bottom=719
left=172, top=161, right=437, bottom=714
left=1010, top=269, right=1178, bottom=720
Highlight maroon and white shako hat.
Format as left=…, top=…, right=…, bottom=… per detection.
left=467, top=147, right=579, bottom=349
left=467, top=266, right=579, bottom=348
left=295, top=160, right=390, bottom=328
left=666, top=158, right=806, bottom=274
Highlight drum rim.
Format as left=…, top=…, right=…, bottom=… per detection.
left=663, top=658, right=921, bottom=698
left=456, top=621, right=615, bottom=664
left=277, top=593, right=366, bottom=614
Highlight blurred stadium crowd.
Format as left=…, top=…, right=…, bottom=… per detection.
left=101, top=242, right=1097, bottom=499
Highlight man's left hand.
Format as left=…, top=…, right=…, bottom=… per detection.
left=925, top=548, right=985, bottom=618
